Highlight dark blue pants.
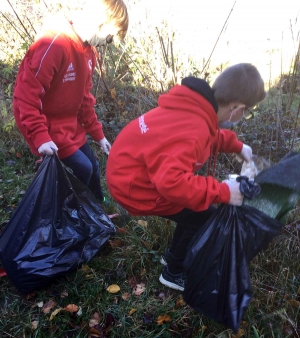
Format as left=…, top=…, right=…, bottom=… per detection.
left=162, top=206, right=217, bottom=274
left=61, top=142, right=104, bottom=201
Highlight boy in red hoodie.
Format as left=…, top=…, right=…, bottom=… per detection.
left=106, top=63, right=266, bottom=290
left=13, top=0, right=128, bottom=202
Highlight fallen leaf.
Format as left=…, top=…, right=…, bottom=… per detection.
left=37, top=301, right=44, bottom=308
left=286, top=298, right=300, bottom=308
left=137, top=220, right=148, bottom=227
left=31, top=320, right=38, bottom=330
left=175, top=295, right=186, bottom=308
left=232, top=328, right=245, bottom=338
left=122, top=293, right=131, bottom=301
left=140, top=268, right=146, bottom=276
left=89, top=312, right=102, bottom=327
left=157, top=314, right=171, bottom=325
left=16, top=152, right=22, bottom=158
left=0, top=268, right=7, bottom=277
left=50, top=308, right=63, bottom=321
left=116, top=227, right=129, bottom=234
left=110, top=88, right=116, bottom=99
left=158, top=292, right=166, bottom=301
left=141, top=240, right=150, bottom=249
left=129, top=308, right=137, bottom=315
left=60, top=291, right=68, bottom=298
left=107, top=284, right=120, bottom=293
left=109, top=239, right=124, bottom=248
left=42, top=300, right=56, bottom=314
left=25, top=291, right=37, bottom=300
left=128, top=275, right=141, bottom=287
left=133, top=283, right=146, bottom=296
left=64, top=304, right=79, bottom=313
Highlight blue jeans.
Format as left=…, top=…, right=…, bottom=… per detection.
left=61, top=142, right=104, bottom=201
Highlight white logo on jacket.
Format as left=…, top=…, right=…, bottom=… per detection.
left=88, top=60, right=92, bottom=70
left=63, top=62, right=76, bottom=82
left=139, top=115, right=149, bottom=134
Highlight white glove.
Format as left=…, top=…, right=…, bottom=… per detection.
left=98, top=137, right=111, bottom=155
left=236, top=144, right=252, bottom=163
left=38, top=141, right=58, bottom=155
left=222, top=179, right=244, bottom=206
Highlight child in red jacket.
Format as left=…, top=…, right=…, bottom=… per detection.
left=106, top=63, right=266, bottom=290
left=13, top=0, right=128, bottom=202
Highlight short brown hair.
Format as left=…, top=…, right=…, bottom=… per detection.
left=103, top=0, right=129, bottom=40
left=212, top=63, right=266, bottom=107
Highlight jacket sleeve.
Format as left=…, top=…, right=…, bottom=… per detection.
left=145, top=139, right=230, bottom=212
left=77, top=50, right=104, bottom=141
left=14, top=35, right=66, bottom=150
left=213, top=129, right=243, bottom=154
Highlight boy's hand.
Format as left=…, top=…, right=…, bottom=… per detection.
left=222, top=179, right=244, bottom=206
left=236, top=144, right=252, bottom=163
left=98, top=137, right=111, bottom=155
left=38, top=141, right=58, bottom=155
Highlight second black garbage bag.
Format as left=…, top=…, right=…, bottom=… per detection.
left=182, top=177, right=283, bottom=333
left=0, top=153, right=116, bottom=294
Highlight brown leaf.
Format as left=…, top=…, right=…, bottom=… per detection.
left=157, top=314, right=171, bottom=325
left=140, top=268, right=146, bottom=276
left=128, top=275, right=141, bottom=288
left=133, top=283, right=146, bottom=296
left=116, top=227, right=129, bottom=234
left=175, top=295, right=186, bottom=308
left=122, top=292, right=131, bottom=301
left=25, top=291, right=37, bottom=300
left=110, top=88, right=116, bottom=99
left=286, top=298, right=300, bottom=308
left=64, top=304, right=79, bottom=313
left=42, top=300, right=56, bottom=314
left=89, top=312, right=102, bottom=327
left=141, top=241, right=150, bottom=249
left=109, top=239, right=124, bottom=248
left=232, top=328, right=245, bottom=338
left=107, top=284, right=120, bottom=293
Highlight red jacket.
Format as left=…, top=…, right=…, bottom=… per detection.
left=106, top=85, right=243, bottom=216
left=13, top=23, right=104, bottom=159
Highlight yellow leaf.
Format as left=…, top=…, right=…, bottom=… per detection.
left=50, top=307, right=62, bottom=321
left=137, top=220, right=148, bottom=227
left=107, top=284, right=120, bottom=293
left=122, top=292, right=131, bottom=301
left=232, top=328, right=245, bottom=338
left=157, top=314, right=171, bottom=325
left=64, top=304, right=79, bottom=313
left=175, top=295, right=186, bottom=308
left=31, top=320, right=38, bottom=330
left=110, top=88, right=116, bottom=99
left=42, top=300, right=56, bottom=314
left=140, top=268, right=147, bottom=276
left=122, top=110, right=128, bottom=116
left=129, top=308, right=137, bottom=315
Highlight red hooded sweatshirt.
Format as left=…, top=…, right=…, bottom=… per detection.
left=106, top=84, right=243, bottom=216
left=13, top=21, right=104, bottom=159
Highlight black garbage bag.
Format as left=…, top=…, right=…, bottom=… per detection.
left=245, top=151, right=300, bottom=221
left=0, top=154, right=116, bottom=294
left=183, top=177, right=283, bottom=333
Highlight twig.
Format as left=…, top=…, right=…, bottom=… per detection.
left=0, top=11, right=27, bottom=43
left=6, top=0, right=33, bottom=41
left=290, top=101, right=300, bottom=150
left=200, top=0, right=237, bottom=76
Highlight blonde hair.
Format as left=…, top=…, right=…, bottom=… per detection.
left=212, top=63, right=266, bottom=107
left=102, top=0, right=129, bottom=40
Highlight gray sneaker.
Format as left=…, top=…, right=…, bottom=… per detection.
left=159, top=266, right=186, bottom=291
